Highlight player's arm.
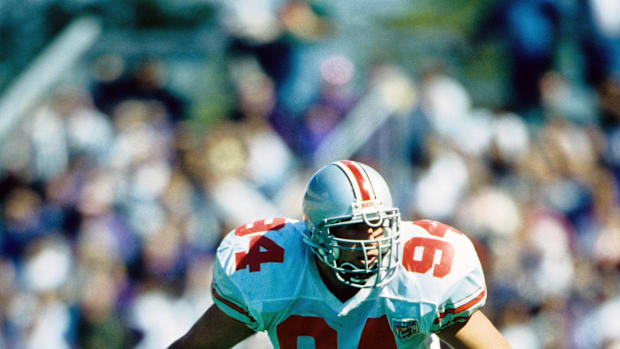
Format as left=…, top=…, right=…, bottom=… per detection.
left=436, top=310, right=511, bottom=349
left=168, top=304, right=255, bottom=349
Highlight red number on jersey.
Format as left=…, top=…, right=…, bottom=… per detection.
left=276, top=315, right=396, bottom=349
left=357, top=316, right=396, bottom=348
left=402, top=237, right=455, bottom=278
left=234, top=218, right=286, bottom=272
left=277, top=315, right=337, bottom=349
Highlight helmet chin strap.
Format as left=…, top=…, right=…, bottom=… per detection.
left=313, top=236, right=399, bottom=289
left=315, top=244, right=339, bottom=262
left=334, top=264, right=377, bottom=288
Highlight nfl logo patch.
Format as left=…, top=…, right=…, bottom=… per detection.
left=392, top=319, right=420, bottom=339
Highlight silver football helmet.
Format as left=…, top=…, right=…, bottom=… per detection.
left=302, top=160, right=401, bottom=288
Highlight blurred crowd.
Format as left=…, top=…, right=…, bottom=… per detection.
left=1, top=0, right=620, bottom=349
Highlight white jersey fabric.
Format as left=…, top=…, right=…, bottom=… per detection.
left=212, top=218, right=486, bottom=349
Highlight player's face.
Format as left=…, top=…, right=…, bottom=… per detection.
left=330, top=223, right=385, bottom=269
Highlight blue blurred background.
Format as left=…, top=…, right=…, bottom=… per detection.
left=1, top=0, right=620, bottom=348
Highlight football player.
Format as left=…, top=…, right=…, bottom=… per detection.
left=169, top=160, right=511, bottom=348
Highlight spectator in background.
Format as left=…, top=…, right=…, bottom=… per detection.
left=91, top=55, right=187, bottom=124
left=578, top=0, right=620, bottom=89
left=475, top=0, right=561, bottom=118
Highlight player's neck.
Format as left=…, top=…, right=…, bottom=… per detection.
left=315, top=259, right=360, bottom=302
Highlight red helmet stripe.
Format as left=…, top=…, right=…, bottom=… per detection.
left=338, top=160, right=372, bottom=201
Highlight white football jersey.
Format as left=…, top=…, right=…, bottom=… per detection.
left=212, top=218, right=486, bottom=349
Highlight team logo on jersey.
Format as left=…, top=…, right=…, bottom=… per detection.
left=392, top=318, right=420, bottom=339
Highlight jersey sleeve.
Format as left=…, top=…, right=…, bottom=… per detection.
left=211, top=229, right=265, bottom=332
left=428, top=222, right=487, bottom=332
left=211, top=217, right=304, bottom=333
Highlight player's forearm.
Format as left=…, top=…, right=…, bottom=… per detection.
left=438, top=311, right=512, bottom=349
left=167, top=335, right=193, bottom=349
left=443, top=332, right=512, bottom=349
left=167, top=332, right=244, bottom=349
left=168, top=332, right=220, bottom=349
left=168, top=304, right=256, bottom=349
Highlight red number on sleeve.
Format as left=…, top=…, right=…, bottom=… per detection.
left=413, top=219, right=463, bottom=238
left=277, top=315, right=337, bottom=349
left=235, top=235, right=284, bottom=272
left=234, top=218, right=286, bottom=272
left=402, top=237, right=455, bottom=278
left=234, top=218, right=286, bottom=236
